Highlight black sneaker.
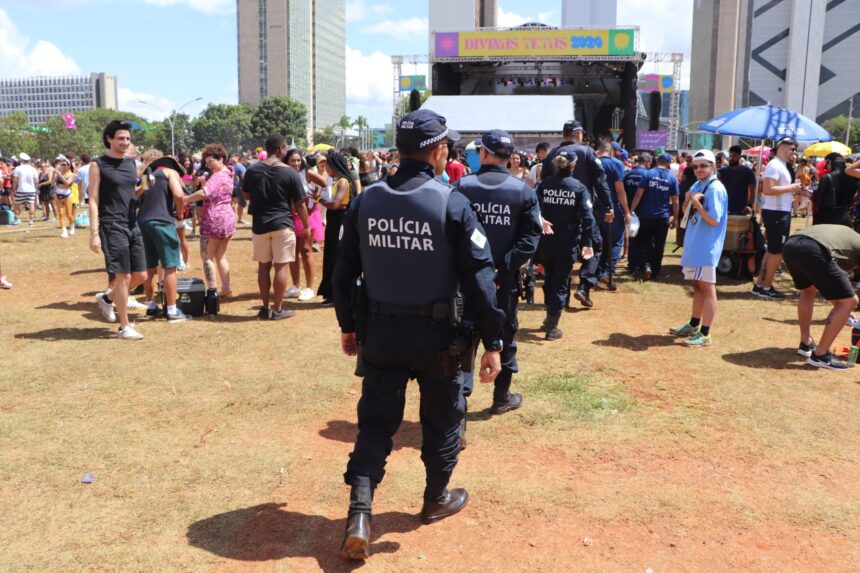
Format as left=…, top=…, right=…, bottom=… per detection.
left=145, top=306, right=160, bottom=319
left=491, top=393, right=524, bottom=415
left=759, top=287, right=786, bottom=301
left=807, top=352, right=850, bottom=370
left=751, top=284, right=764, bottom=297
left=257, top=308, right=270, bottom=320
left=797, top=339, right=817, bottom=358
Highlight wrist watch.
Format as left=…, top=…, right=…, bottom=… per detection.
left=486, top=339, right=503, bottom=352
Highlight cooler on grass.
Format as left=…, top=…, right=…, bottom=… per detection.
left=176, top=278, right=206, bottom=317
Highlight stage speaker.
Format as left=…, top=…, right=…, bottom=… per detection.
left=649, top=92, right=662, bottom=131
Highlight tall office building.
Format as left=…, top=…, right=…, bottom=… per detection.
left=690, top=0, right=860, bottom=129
left=0, top=72, right=118, bottom=125
left=561, top=0, right=617, bottom=27
left=237, top=0, right=345, bottom=139
left=429, top=0, right=497, bottom=56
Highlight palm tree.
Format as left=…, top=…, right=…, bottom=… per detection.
left=355, top=116, right=368, bottom=150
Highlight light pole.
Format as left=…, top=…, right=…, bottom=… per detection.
left=138, top=96, right=203, bottom=156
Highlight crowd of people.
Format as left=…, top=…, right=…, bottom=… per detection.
left=4, top=110, right=860, bottom=560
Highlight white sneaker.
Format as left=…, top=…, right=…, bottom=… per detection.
left=126, top=297, right=145, bottom=310
left=96, top=293, right=116, bottom=322
left=177, top=260, right=188, bottom=271
left=298, top=288, right=315, bottom=301
left=117, top=324, right=144, bottom=340
left=68, top=225, right=75, bottom=235
left=284, top=286, right=301, bottom=298
left=60, top=228, right=69, bottom=238
left=0, top=275, right=12, bottom=289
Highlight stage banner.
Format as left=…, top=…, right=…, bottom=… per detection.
left=638, top=130, right=669, bottom=150
left=434, top=28, right=635, bottom=58
left=399, top=75, right=426, bottom=92
left=639, top=74, right=674, bottom=93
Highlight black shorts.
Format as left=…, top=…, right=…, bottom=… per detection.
left=232, top=185, right=246, bottom=207
left=761, top=209, right=792, bottom=254
left=783, top=235, right=855, bottom=301
left=99, top=222, right=146, bottom=274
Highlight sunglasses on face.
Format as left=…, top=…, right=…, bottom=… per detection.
left=693, top=163, right=712, bottom=169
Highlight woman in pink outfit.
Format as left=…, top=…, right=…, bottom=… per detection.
left=184, top=144, right=236, bottom=297
left=284, top=149, right=326, bottom=301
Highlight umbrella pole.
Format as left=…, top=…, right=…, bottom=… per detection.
left=753, top=139, right=764, bottom=225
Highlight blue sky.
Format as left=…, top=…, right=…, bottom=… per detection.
left=1, top=0, right=691, bottom=128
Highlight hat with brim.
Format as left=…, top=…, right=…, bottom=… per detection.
left=149, top=156, right=185, bottom=175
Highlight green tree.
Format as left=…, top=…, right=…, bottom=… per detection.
left=30, top=108, right=154, bottom=159
left=0, top=112, right=38, bottom=158
left=192, top=103, right=254, bottom=153
left=313, top=124, right=338, bottom=146
left=152, top=113, right=194, bottom=156
left=250, top=96, right=308, bottom=148
left=821, top=115, right=860, bottom=151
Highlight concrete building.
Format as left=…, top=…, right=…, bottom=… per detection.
left=429, top=0, right=497, bottom=56
left=690, top=0, right=860, bottom=131
left=0, top=73, right=117, bottom=125
left=237, top=0, right=345, bottom=139
left=561, top=0, right=617, bottom=27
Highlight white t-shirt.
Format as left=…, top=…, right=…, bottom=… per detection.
left=762, top=156, right=793, bottom=212
left=530, top=163, right=541, bottom=183
left=12, top=164, right=38, bottom=195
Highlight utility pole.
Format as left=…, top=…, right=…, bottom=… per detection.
left=846, top=94, right=854, bottom=147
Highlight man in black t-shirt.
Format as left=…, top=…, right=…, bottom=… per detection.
left=717, top=145, right=757, bottom=215
left=242, top=133, right=310, bottom=320
left=88, top=120, right=147, bottom=340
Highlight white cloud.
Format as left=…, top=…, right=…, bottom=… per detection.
left=140, top=0, right=234, bottom=14
left=345, top=44, right=428, bottom=127
left=118, top=88, right=178, bottom=121
left=497, top=8, right=555, bottom=28
left=0, top=7, right=81, bottom=77
left=363, top=17, right=428, bottom=41
left=618, top=0, right=693, bottom=89
left=346, top=0, right=393, bottom=23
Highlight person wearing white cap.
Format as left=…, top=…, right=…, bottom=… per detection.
left=12, top=152, right=38, bottom=226
left=54, top=155, right=76, bottom=238
left=669, top=149, right=729, bottom=347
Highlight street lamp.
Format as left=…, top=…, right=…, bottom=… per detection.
left=138, top=96, right=203, bottom=156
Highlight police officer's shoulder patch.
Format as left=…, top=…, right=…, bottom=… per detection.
left=471, top=228, right=487, bottom=249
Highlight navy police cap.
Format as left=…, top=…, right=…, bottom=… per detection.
left=563, top=120, right=583, bottom=133
left=480, top=129, right=515, bottom=154
left=556, top=149, right=578, bottom=162
left=396, top=109, right=460, bottom=151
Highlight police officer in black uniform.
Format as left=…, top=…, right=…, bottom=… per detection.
left=333, top=109, right=505, bottom=560
left=541, top=120, right=613, bottom=309
left=455, top=129, right=542, bottom=414
left=534, top=150, right=598, bottom=340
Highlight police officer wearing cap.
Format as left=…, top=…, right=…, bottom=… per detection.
left=455, top=130, right=542, bottom=415
left=333, top=109, right=505, bottom=560
left=540, top=120, right=613, bottom=308
left=535, top=150, right=598, bottom=340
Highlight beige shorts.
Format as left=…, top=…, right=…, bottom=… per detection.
left=252, top=228, right=296, bottom=264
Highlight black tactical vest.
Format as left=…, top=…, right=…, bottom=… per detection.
left=456, top=170, right=526, bottom=269
left=537, top=174, right=588, bottom=232
left=358, top=178, right=458, bottom=305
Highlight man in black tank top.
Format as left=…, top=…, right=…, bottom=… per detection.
left=87, top=120, right=147, bottom=340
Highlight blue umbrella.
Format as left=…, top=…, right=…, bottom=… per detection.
left=700, top=104, right=832, bottom=142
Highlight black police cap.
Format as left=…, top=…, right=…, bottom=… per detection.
left=563, top=120, right=583, bottom=133
left=395, top=109, right=460, bottom=152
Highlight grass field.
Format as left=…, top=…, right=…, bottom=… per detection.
left=1, top=220, right=859, bottom=572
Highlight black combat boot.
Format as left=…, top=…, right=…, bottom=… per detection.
left=574, top=286, right=593, bottom=308
left=420, top=488, right=469, bottom=524
left=491, top=392, right=523, bottom=415
left=545, top=313, right=562, bottom=341
left=340, top=484, right=373, bottom=560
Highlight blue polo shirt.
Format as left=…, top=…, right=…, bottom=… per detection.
left=623, top=165, right=648, bottom=205
left=599, top=155, right=626, bottom=211
left=636, top=166, right=679, bottom=220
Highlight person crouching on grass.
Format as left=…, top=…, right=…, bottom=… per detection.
left=670, top=150, right=728, bottom=347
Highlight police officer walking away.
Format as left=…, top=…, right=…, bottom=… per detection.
left=333, top=109, right=505, bottom=560
left=456, top=130, right=542, bottom=414
left=535, top=151, right=598, bottom=340
left=540, top=120, right=613, bottom=308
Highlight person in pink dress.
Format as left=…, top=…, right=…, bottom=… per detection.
left=184, top=144, right=236, bottom=297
